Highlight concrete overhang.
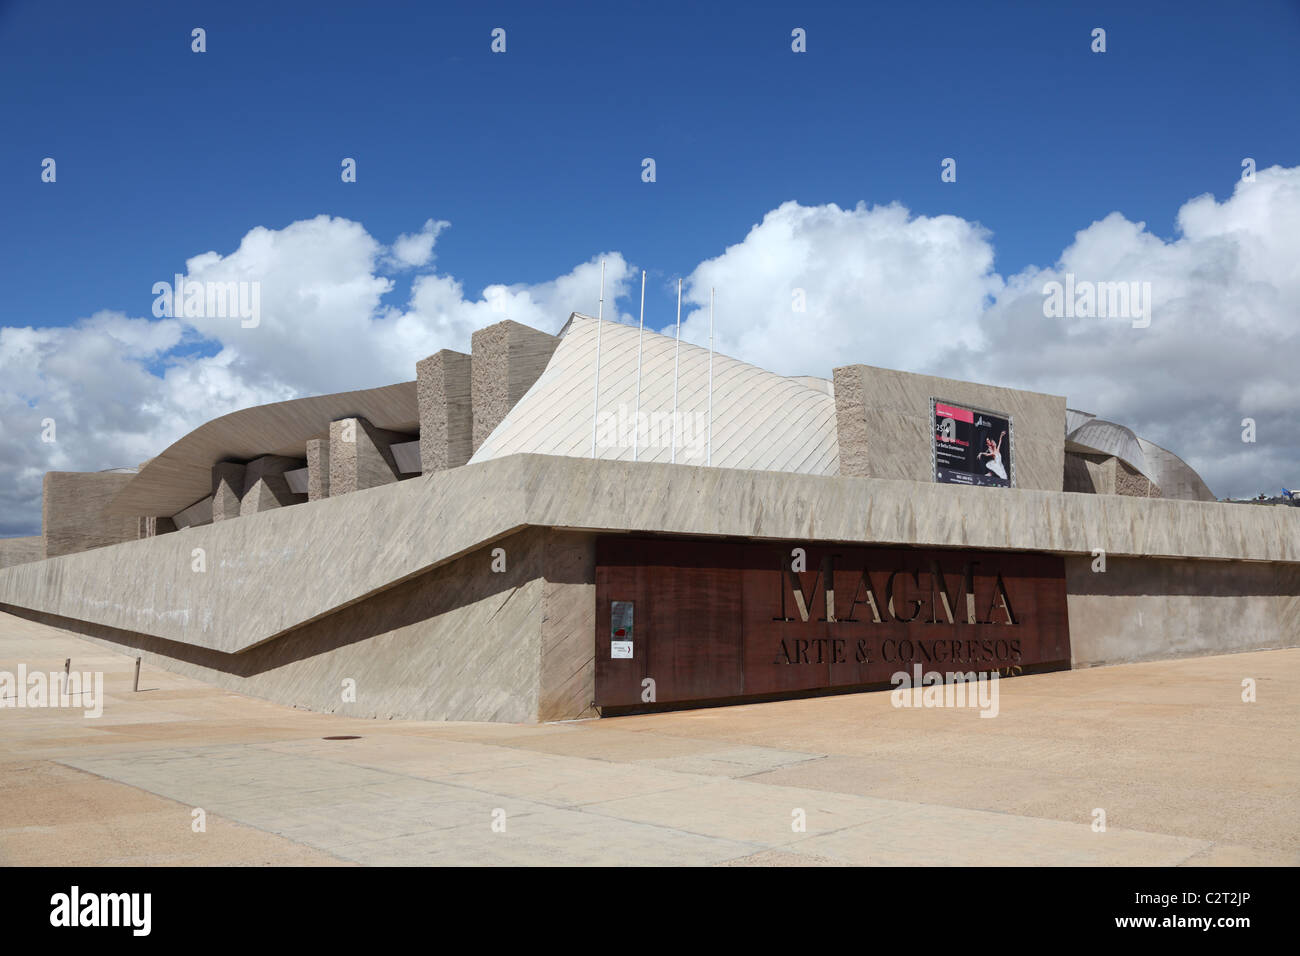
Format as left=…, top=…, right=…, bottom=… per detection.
left=3, top=454, right=1298, bottom=657
left=105, top=381, right=419, bottom=518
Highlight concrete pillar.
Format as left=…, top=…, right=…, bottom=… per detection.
left=831, top=366, right=870, bottom=478
left=240, top=455, right=307, bottom=515
left=329, top=417, right=408, bottom=496
left=471, top=320, right=560, bottom=453
left=211, top=462, right=246, bottom=522
left=307, top=438, right=330, bottom=501
left=416, top=349, right=473, bottom=472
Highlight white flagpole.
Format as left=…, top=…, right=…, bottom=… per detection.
left=671, top=278, right=681, bottom=464
left=707, top=287, right=714, bottom=467
left=633, top=269, right=646, bottom=462
left=590, top=258, right=605, bottom=458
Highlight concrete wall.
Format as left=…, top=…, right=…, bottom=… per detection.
left=329, top=417, right=407, bottom=495
left=3, top=454, right=1297, bottom=722
left=1066, top=555, right=1300, bottom=666
left=5, top=527, right=597, bottom=722
left=172, top=495, right=213, bottom=529
left=0, top=536, right=43, bottom=570
left=1115, top=459, right=1160, bottom=498
left=538, top=531, right=597, bottom=721
left=240, top=454, right=307, bottom=514
left=1065, top=452, right=1162, bottom=499
left=1064, top=451, right=1113, bottom=495
left=471, top=321, right=560, bottom=452
left=42, top=471, right=139, bottom=558
left=833, top=365, right=1067, bottom=491
left=3, top=454, right=1298, bottom=656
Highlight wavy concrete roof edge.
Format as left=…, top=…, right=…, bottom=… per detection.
left=1066, top=418, right=1155, bottom=483
left=1136, top=436, right=1217, bottom=501
left=5, top=453, right=1297, bottom=654
left=105, top=380, right=418, bottom=517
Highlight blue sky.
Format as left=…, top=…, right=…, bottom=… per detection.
left=4, top=0, right=1297, bottom=327
left=0, top=0, right=1298, bottom=532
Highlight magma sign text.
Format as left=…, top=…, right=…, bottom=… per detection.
left=595, top=537, right=1070, bottom=710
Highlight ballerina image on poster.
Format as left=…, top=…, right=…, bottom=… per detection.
left=978, top=430, right=1008, bottom=481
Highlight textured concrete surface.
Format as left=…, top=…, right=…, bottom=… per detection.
left=390, top=440, right=422, bottom=474
left=1115, top=458, right=1159, bottom=498
left=41, top=471, right=139, bottom=558
left=471, top=321, right=559, bottom=453
left=328, top=417, right=409, bottom=496
left=1067, top=556, right=1300, bottom=666
left=306, top=438, right=330, bottom=501
left=239, top=455, right=307, bottom=515
left=416, top=349, right=473, bottom=473
left=0, top=535, right=42, bottom=570
left=171, top=495, right=213, bottom=529
left=833, top=364, right=1067, bottom=491
left=2, top=613, right=1294, bottom=866
left=210, top=462, right=245, bottom=522
left=106, top=381, right=417, bottom=518
left=537, top=532, right=598, bottom=722
left=2, top=528, right=595, bottom=722
left=1065, top=451, right=1113, bottom=495
left=1, top=454, right=1297, bottom=659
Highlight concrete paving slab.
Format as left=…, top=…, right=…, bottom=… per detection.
left=1, top=610, right=1294, bottom=866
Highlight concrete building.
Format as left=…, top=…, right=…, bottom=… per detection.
left=1, top=313, right=1296, bottom=721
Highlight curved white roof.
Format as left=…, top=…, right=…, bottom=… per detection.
left=1066, top=418, right=1154, bottom=482
left=470, top=313, right=840, bottom=475
left=1136, top=437, right=1216, bottom=501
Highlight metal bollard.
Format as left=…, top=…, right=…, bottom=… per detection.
left=133, top=657, right=141, bottom=692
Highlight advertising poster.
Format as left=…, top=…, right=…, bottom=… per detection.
left=932, top=399, right=1014, bottom=488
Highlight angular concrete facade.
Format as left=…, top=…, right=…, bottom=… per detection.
left=328, top=417, right=408, bottom=495
left=833, top=364, right=1067, bottom=491
left=5, top=527, right=596, bottom=723
left=41, top=471, right=139, bottom=558
left=4, top=312, right=1285, bottom=724
left=1, top=455, right=1297, bottom=721
left=240, top=455, right=307, bottom=515
left=470, top=321, right=560, bottom=453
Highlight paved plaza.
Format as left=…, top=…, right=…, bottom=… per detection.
left=1, top=611, right=1295, bottom=866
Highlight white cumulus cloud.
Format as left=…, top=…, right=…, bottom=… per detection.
left=1, top=169, right=1295, bottom=534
